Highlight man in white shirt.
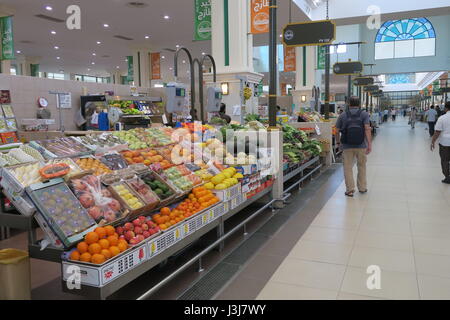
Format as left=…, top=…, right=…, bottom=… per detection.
left=426, top=105, right=438, bottom=137
left=431, top=102, right=450, bottom=184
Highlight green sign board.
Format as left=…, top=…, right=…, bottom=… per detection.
left=317, top=46, right=325, bottom=70
left=30, top=64, right=39, bottom=77
left=127, top=56, right=134, bottom=82
left=0, top=16, right=14, bottom=60
left=194, top=0, right=211, bottom=41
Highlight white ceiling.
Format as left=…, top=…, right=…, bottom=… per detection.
left=4, top=0, right=308, bottom=79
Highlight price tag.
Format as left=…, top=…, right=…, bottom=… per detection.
left=162, top=114, right=168, bottom=124
left=150, top=242, right=157, bottom=255
left=184, top=223, right=189, bottom=234
left=315, top=124, right=321, bottom=135
left=175, top=228, right=181, bottom=240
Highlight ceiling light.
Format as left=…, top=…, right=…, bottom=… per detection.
left=56, top=57, right=60, bottom=60
left=176, top=45, right=180, bottom=48
left=202, top=52, right=206, bottom=55
left=182, top=60, right=186, bottom=64
left=116, top=66, right=120, bottom=69
left=45, top=6, right=52, bottom=11
left=91, top=62, right=95, bottom=65
left=145, top=35, right=150, bottom=39
left=51, top=30, right=56, bottom=35
left=279, top=34, right=282, bottom=38
left=54, top=46, right=59, bottom=49
left=161, top=56, right=165, bottom=59
left=87, top=68, right=91, bottom=71
left=97, top=41, right=101, bottom=45
left=92, top=53, right=96, bottom=56
left=169, top=67, right=173, bottom=70
left=164, top=15, right=170, bottom=19
left=16, top=50, right=21, bottom=54
left=103, top=23, right=109, bottom=28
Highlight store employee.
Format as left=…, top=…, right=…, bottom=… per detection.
left=219, top=103, right=231, bottom=124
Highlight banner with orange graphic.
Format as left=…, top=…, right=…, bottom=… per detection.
left=284, top=46, right=296, bottom=72
left=151, top=53, right=161, bottom=80
left=250, top=0, right=269, bottom=34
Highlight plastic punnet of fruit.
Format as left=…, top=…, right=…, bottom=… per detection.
left=76, top=157, right=112, bottom=176
left=70, top=175, right=124, bottom=225
left=126, top=178, right=160, bottom=206
left=110, top=183, right=145, bottom=211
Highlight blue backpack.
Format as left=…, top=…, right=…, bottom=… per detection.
left=341, top=110, right=365, bottom=145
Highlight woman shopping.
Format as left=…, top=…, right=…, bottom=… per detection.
left=410, top=107, right=417, bottom=129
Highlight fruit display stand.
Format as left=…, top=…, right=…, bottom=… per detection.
left=0, top=128, right=288, bottom=299
left=289, top=122, right=333, bottom=167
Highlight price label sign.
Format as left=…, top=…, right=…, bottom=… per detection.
left=283, top=20, right=335, bottom=47
left=315, top=124, right=321, bottom=136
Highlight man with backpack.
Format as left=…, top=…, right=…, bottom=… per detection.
left=336, top=97, right=372, bottom=197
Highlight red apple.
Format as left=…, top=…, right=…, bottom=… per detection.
left=108, top=199, right=121, bottom=212
left=124, top=222, right=134, bottom=231
left=79, top=194, right=94, bottom=208
left=137, top=234, right=145, bottom=242
left=116, top=226, right=124, bottom=235
left=133, top=218, right=142, bottom=227
left=125, top=230, right=135, bottom=241
left=102, top=189, right=112, bottom=198
left=141, top=223, right=149, bottom=231
left=88, top=206, right=101, bottom=220
left=134, top=226, right=143, bottom=235
left=129, top=237, right=138, bottom=245
left=143, top=231, right=151, bottom=238
left=138, top=216, right=146, bottom=222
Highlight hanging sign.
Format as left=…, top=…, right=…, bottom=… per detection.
left=127, top=56, right=134, bottom=82
left=353, top=77, right=374, bottom=86
left=0, top=16, right=14, bottom=60
left=333, top=61, right=363, bottom=75
left=364, top=85, right=379, bottom=92
left=440, top=87, right=450, bottom=93
left=30, top=64, right=39, bottom=77
left=317, top=46, right=326, bottom=70
left=250, top=0, right=269, bottom=34
left=282, top=20, right=335, bottom=47
left=194, top=0, right=212, bottom=41
left=151, top=53, right=161, bottom=80
left=284, top=46, right=296, bottom=72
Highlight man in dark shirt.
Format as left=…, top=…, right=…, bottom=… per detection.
left=336, top=97, right=372, bottom=197
left=219, top=103, right=231, bottom=124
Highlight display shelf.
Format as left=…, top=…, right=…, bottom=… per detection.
left=106, top=96, right=162, bottom=102
left=283, top=156, right=320, bottom=182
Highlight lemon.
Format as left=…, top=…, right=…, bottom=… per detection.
left=222, top=171, right=232, bottom=179
left=231, top=178, right=239, bottom=185
left=211, top=173, right=225, bottom=185
left=228, top=167, right=237, bottom=174
left=204, top=182, right=215, bottom=190
left=233, top=173, right=243, bottom=179
left=215, top=184, right=227, bottom=190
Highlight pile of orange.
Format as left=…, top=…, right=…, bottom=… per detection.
left=122, top=149, right=173, bottom=169
left=69, top=225, right=128, bottom=264
left=151, top=187, right=219, bottom=231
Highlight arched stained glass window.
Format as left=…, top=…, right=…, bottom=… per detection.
left=374, top=18, right=436, bottom=60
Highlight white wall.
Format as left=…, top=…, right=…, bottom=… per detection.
left=0, top=74, right=151, bottom=131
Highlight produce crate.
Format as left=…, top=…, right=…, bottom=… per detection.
left=62, top=242, right=148, bottom=287
left=213, top=183, right=241, bottom=201
left=108, top=182, right=157, bottom=221
left=2, top=187, right=35, bottom=216
left=1, top=161, right=45, bottom=195
left=138, top=171, right=177, bottom=208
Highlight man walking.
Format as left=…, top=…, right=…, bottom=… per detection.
left=383, top=109, right=388, bottom=122
left=426, top=105, right=438, bottom=137
left=336, top=97, right=372, bottom=197
left=431, top=102, right=450, bottom=184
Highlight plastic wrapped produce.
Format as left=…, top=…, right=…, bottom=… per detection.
left=20, top=145, right=45, bottom=162
left=99, top=153, right=129, bottom=170
left=8, top=148, right=37, bottom=163
left=126, top=177, right=160, bottom=206
left=70, top=174, right=124, bottom=225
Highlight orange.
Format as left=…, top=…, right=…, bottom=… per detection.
left=85, top=232, right=99, bottom=245
left=118, top=239, right=128, bottom=247
left=77, top=241, right=89, bottom=254
left=161, top=207, right=171, bottom=215
left=94, top=227, right=107, bottom=239
left=101, top=249, right=112, bottom=260
left=91, top=254, right=106, bottom=264
left=159, top=224, right=167, bottom=230
left=107, top=235, right=119, bottom=246
left=80, top=252, right=92, bottom=262
left=170, top=219, right=176, bottom=225
left=109, top=246, right=121, bottom=257
left=104, top=225, right=115, bottom=236
left=88, top=243, right=102, bottom=255
left=98, top=239, right=110, bottom=249
left=117, top=242, right=127, bottom=252
left=70, top=250, right=80, bottom=261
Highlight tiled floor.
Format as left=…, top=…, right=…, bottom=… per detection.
left=255, top=118, right=450, bottom=300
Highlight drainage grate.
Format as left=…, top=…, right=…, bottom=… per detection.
left=223, top=233, right=270, bottom=265
left=178, top=262, right=240, bottom=300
